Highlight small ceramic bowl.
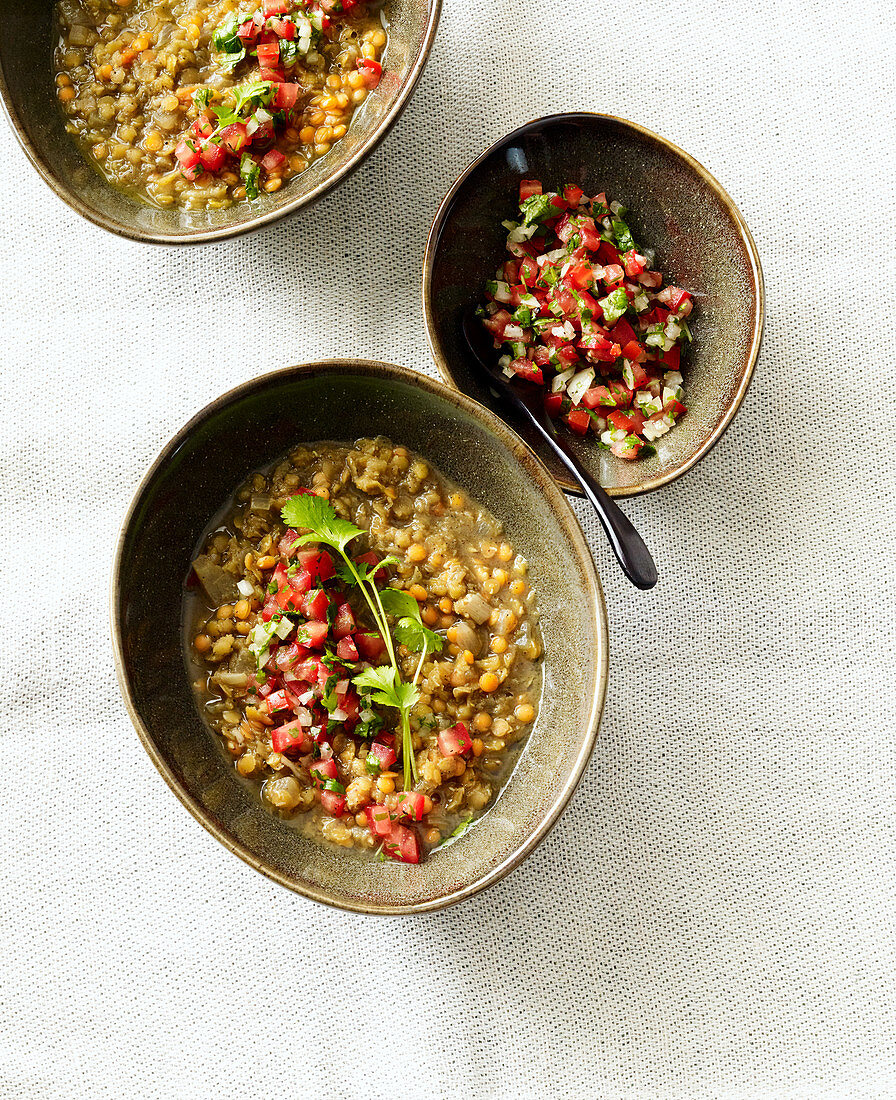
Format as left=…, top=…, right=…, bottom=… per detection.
left=0, top=0, right=440, bottom=244
left=112, top=361, right=608, bottom=913
left=423, top=113, right=764, bottom=497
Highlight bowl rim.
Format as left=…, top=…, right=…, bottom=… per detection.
left=110, top=359, right=609, bottom=914
left=0, top=0, right=442, bottom=245
left=421, top=110, right=765, bottom=498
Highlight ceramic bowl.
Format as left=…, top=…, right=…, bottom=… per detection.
left=112, top=361, right=608, bottom=913
left=0, top=0, right=440, bottom=244
left=423, top=113, right=764, bottom=497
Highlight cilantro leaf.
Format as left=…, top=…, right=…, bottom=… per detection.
left=231, top=80, right=276, bottom=115
left=239, top=153, right=260, bottom=200
left=393, top=617, right=443, bottom=655
left=247, top=617, right=280, bottom=674
left=210, top=103, right=241, bottom=129
left=611, top=217, right=636, bottom=253
left=281, top=494, right=364, bottom=553
left=520, top=193, right=565, bottom=227
left=193, top=87, right=212, bottom=111
left=335, top=554, right=399, bottom=587
left=352, top=666, right=419, bottom=712
left=379, top=588, right=422, bottom=621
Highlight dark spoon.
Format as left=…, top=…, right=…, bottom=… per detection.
left=462, top=307, right=658, bottom=590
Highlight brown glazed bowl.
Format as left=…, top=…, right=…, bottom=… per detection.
left=0, top=0, right=440, bottom=244
left=112, top=361, right=608, bottom=913
left=423, top=113, right=764, bottom=497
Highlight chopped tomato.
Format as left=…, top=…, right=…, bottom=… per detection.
left=437, top=722, right=473, bottom=757
left=565, top=408, right=592, bottom=435
left=358, top=58, right=382, bottom=89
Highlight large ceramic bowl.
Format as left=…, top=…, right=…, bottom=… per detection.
left=423, top=113, right=764, bottom=497
left=112, top=361, right=608, bottom=913
left=0, top=0, right=440, bottom=244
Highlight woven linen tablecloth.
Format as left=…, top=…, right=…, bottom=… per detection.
left=1, top=0, right=894, bottom=1097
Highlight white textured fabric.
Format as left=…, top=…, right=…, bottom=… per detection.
left=1, top=0, right=894, bottom=1096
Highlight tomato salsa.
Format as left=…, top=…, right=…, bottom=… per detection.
left=480, top=179, right=695, bottom=459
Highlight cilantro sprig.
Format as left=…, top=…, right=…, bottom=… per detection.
left=281, top=494, right=443, bottom=790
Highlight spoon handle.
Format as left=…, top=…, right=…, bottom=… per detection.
left=548, top=433, right=658, bottom=589
left=510, top=396, right=658, bottom=590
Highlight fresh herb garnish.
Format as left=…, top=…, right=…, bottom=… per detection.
left=519, top=193, right=566, bottom=227
left=240, top=152, right=260, bottom=200
left=611, top=216, right=636, bottom=253
left=280, top=494, right=430, bottom=790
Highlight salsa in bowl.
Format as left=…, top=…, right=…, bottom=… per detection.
left=112, top=361, right=607, bottom=912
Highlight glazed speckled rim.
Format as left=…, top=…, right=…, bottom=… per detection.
left=0, top=1, right=441, bottom=245
left=110, top=360, right=609, bottom=914
left=422, top=111, right=765, bottom=499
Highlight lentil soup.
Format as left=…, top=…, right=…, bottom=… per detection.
left=53, top=0, right=387, bottom=210
left=186, top=437, right=543, bottom=863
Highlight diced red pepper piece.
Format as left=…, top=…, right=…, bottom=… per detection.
left=265, top=689, right=291, bottom=715
left=663, top=398, right=687, bottom=419
left=260, top=148, right=286, bottom=172
left=269, top=17, right=296, bottom=39
left=301, top=587, right=332, bottom=621
left=659, top=344, right=681, bottom=371
left=565, top=408, right=591, bottom=435
left=260, top=594, right=280, bottom=622
left=607, top=380, right=633, bottom=408
left=237, top=18, right=260, bottom=42
left=174, top=139, right=200, bottom=168
left=310, top=758, right=338, bottom=787
left=366, top=802, right=393, bottom=837
left=626, top=363, right=651, bottom=390
left=336, top=635, right=359, bottom=662
left=296, top=548, right=335, bottom=584
left=608, top=410, right=640, bottom=433
left=218, top=123, right=249, bottom=154
left=273, top=82, right=301, bottom=110
left=256, top=41, right=281, bottom=69
left=199, top=140, right=226, bottom=173
left=271, top=719, right=311, bottom=755
left=333, top=602, right=356, bottom=638
left=578, top=334, right=621, bottom=362
left=320, top=789, right=346, bottom=816
left=369, top=741, right=397, bottom=770
left=382, top=822, right=420, bottom=863
left=397, top=791, right=426, bottom=822
left=581, top=386, right=616, bottom=409
left=294, top=620, right=328, bottom=650
left=509, top=359, right=543, bottom=384
left=257, top=67, right=284, bottom=83
left=563, top=183, right=585, bottom=206
left=358, top=58, right=382, bottom=89
left=190, top=116, right=214, bottom=140
left=356, top=632, right=386, bottom=661
left=294, top=657, right=326, bottom=684
left=544, top=392, right=563, bottom=417
left=286, top=567, right=313, bottom=597
left=595, top=241, right=621, bottom=267
left=437, top=722, right=473, bottom=757
left=519, top=179, right=542, bottom=202
left=622, top=339, right=647, bottom=363
left=273, top=642, right=310, bottom=673
left=482, top=308, right=513, bottom=342
left=622, top=250, right=646, bottom=277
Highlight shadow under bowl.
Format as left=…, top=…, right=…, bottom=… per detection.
left=112, top=361, right=608, bottom=913
left=0, top=0, right=440, bottom=244
left=423, top=112, right=764, bottom=497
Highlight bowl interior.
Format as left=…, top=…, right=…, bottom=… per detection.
left=114, top=362, right=607, bottom=912
left=0, top=0, right=437, bottom=243
left=424, top=113, right=762, bottom=496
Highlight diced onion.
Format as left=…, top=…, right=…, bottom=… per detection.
left=567, top=367, right=595, bottom=407
left=503, top=324, right=525, bottom=341
left=237, top=578, right=255, bottom=597
left=331, top=708, right=348, bottom=722
left=275, top=618, right=293, bottom=639
left=552, top=367, right=575, bottom=393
